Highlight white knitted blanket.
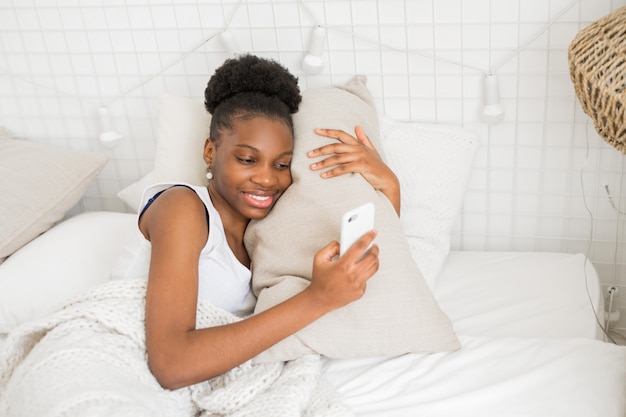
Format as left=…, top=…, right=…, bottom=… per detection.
left=0, top=279, right=352, bottom=417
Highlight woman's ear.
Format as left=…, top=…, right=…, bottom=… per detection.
left=203, top=138, right=215, bottom=165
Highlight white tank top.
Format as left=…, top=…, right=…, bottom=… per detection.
left=111, top=183, right=256, bottom=317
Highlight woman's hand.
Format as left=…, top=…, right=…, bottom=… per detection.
left=308, top=126, right=400, bottom=215
left=306, top=230, right=379, bottom=312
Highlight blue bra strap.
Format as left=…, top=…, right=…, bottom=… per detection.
left=139, top=184, right=210, bottom=224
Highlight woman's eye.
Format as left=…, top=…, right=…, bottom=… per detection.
left=237, top=157, right=255, bottom=165
left=275, top=161, right=291, bottom=170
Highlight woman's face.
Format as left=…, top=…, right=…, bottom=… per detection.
left=204, top=116, right=293, bottom=222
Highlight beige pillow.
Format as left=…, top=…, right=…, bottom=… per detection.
left=0, top=137, right=109, bottom=264
left=244, top=76, right=460, bottom=362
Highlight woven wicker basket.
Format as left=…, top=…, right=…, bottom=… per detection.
left=568, top=6, right=626, bottom=154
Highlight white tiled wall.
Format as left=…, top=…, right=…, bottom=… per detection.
left=1, top=0, right=626, bottom=330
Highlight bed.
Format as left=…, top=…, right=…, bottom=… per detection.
left=1, top=78, right=625, bottom=416
left=0, top=211, right=623, bottom=416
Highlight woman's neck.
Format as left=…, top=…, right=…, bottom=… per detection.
left=207, top=186, right=250, bottom=267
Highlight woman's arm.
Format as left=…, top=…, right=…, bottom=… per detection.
left=308, top=126, right=401, bottom=215
left=140, top=187, right=379, bottom=390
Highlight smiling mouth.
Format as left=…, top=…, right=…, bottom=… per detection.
left=243, top=192, right=275, bottom=209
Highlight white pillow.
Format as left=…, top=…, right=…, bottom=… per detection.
left=379, top=118, right=479, bottom=287
left=117, top=171, right=155, bottom=212
left=0, top=211, right=135, bottom=333
left=153, top=93, right=211, bottom=185
left=116, top=94, right=210, bottom=211
left=0, top=137, right=109, bottom=263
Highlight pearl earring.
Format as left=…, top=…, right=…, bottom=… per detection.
left=206, top=170, right=213, bottom=180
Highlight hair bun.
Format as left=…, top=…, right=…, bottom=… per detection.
left=205, top=54, right=301, bottom=114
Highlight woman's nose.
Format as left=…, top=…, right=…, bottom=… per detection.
left=251, top=164, right=276, bottom=186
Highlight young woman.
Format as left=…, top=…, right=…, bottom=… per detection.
left=118, top=54, right=400, bottom=390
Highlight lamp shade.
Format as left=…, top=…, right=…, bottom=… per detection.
left=568, top=6, right=626, bottom=154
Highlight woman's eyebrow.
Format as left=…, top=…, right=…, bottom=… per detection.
left=235, top=143, right=293, bottom=157
left=234, top=144, right=259, bottom=152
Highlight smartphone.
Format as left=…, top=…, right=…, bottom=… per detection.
left=340, top=202, right=375, bottom=257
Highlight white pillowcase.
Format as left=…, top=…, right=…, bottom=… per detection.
left=0, top=211, right=135, bottom=333
left=118, top=171, right=155, bottom=212
left=117, top=94, right=210, bottom=211
left=153, top=93, right=211, bottom=185
left=380, top=118, right=479, bottom=287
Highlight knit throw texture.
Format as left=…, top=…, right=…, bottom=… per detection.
left=0, top=279, right=351, bottom=417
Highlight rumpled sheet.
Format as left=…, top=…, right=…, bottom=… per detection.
left=322, top=334, right=626, bottom=417
left=0, top=279, right=351, bottom=417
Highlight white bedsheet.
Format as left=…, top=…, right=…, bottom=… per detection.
left=434, top=251, right=603, bottom=340
left=319, top=251, right=622, bottom=416
left=322, top=335, right=626, bottom=417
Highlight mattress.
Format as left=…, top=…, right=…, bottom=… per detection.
left=319, top=251, right=615, bottom=417
left=321, top=335, right=625, bottom=417
left=434, top=251, right=604, bottom=340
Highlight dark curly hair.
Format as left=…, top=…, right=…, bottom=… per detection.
left=204, top=54, right=302, bottom=145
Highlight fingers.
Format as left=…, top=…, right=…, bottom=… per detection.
left=338, top=240, right=379, bottom=299
left=348, top=243, right=380, bottom=280
left=309, top=146, right=358, bottom=174
left=309, top=231, right=379, bottom=311
left=308, top=136, right=367, bottom=174
left=307, top=142, right=347, bottom=159
left=314, top=128, right=360, bottom=144
left=307, top=128, right=361, bottom=159
left=309, top=155, right=362, bottom=178
left=359, top=244, right=380, bottom=278
left=354, top=125, right=375, bottom=149
left=308, top=127, right=381, bottom=177
left=315, top=239, right=341, bottom=262
left=317, top=126, right=376, bottom=151
left=343, top=230, right=378, bottom=263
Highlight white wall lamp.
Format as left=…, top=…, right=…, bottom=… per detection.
left=302, top=26, right=326, bottom=75
left=98, top=106, right=123, bottom=148
left=482, top=73, right=505, bottom=124
left=219, top=30, right=240, bottom=57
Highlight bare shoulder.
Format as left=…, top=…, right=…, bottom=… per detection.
left=139, top=186, right=208, bottom=248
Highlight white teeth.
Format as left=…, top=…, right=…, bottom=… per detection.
left=248, top=194, right=270, bottom=201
